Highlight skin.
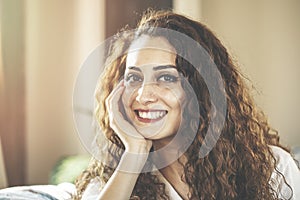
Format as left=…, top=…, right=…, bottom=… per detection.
left=99, top=36, right=189, bottom=199
left=122, top=35, right=186, bottom=144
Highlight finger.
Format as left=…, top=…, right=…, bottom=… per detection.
left=109, top=85, right=144, bottom=140
left=106, top=80, right=124, bottom=109
left=108, top=80, right=124, bottom=99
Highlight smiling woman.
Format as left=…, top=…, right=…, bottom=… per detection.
left=73, top=10, right=300, bottom=200
left=122, top=36, right=185, bottom=141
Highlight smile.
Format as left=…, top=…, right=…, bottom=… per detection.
left=134, top=109, right=168, bottom=122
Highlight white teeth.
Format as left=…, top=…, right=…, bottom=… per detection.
left=141, top=112, right=147, bottom=118
left=138, top=111, right=166, bottom=120
left=145, top=112, right=150, bottom=119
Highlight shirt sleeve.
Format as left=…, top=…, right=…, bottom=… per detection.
left=0, top=182, right=76, bottom=200
left=81, top=178, right=103, bottom=200
left=270, top=145, right=300, bottom=200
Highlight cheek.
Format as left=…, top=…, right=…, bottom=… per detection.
left=160, top=88, right=186, bottom=108
left=122, top=86, right=137, bottom=107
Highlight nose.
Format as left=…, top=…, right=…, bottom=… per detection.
left=136, top=84, right=158, bottom=105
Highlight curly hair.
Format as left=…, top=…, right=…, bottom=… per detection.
left=73, top=10, right=294, bottom=199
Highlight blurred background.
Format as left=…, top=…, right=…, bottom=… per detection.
left=0, top=0, right=299, bottom=187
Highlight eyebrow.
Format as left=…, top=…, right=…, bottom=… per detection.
left=128, top=65, right=177, bottom=72
left=153, top=65, right=177, bottom=71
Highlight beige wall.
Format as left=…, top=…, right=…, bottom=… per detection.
left=175, top=0, right=300, bottom=147
left=173, top=0, right=202, bottom=20
left=0, top=138, right=7, bottom=188
left=25, top=0, right=105, bottom=184
left=7, top=0, right=300, bottom=185
left=0, top=25, right=5, bottom=188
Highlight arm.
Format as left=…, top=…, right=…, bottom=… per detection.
left=94, top=81, right=152, bottom=200
left=96, top=148, right=148, bottom=200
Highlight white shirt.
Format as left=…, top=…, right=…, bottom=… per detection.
left=0, top=182, right=75, bottom=199
left=269, top=145, right=300, bottom=200
left=83, top=146, right=300, bottom=199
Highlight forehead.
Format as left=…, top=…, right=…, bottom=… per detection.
left=126, top=35, right=177, bottom=67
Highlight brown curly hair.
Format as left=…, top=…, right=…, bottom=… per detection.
left=73, top=10, right=294, bottom=199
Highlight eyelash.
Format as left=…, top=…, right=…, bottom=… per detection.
left=125, top=73, right=179, bottom=83
left=125, top=74, right=142, bottom=82
left=157, top=74, right=179, bottom=82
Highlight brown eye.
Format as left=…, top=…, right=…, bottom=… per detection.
left=125, top=74, right=143, bottom=83
left=157, top=74, right=178, bottom=82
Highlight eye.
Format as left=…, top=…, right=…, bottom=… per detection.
left=125, top=73, right=143, bottom=83
left=157, top=74, right=179, bottom=82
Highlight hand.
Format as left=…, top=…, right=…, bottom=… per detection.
left=105, top=81, right=152, bottom=154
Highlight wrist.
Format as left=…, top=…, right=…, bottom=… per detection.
left=117, top=151, right=149, bottom=173
left=125, top=140, right=152, bottom=154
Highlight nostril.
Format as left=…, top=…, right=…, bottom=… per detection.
left=136, top=86, right=157, bottom=104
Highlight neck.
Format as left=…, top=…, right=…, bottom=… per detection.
left=151, top=135, right=190, bottom=199
left=159, top=155, right=186, bottom=179
left=158, top=155, right=190, bottom=199
left=152, top=134, right=174, bottom=150
left=151, top=133, right=188, bottom=172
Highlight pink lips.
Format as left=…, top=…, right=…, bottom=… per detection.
left=134, top=109, right=168, bottom=123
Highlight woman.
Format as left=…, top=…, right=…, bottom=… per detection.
left=74, top=10, right=299, bottom=199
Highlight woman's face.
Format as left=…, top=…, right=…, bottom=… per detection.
left=122, top=35, right=186, bottom=140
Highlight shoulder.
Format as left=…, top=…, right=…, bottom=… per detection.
left=270, top=146, right=295, bottom=165
left=269, top=145, right=300, bottom=199
left=270, top=145, right=299, bottom=175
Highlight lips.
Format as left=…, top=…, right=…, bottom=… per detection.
left=134, top=109, right=168, bottom=123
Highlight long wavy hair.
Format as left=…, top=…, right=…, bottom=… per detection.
left=74, top=10, right=294, bottom=199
